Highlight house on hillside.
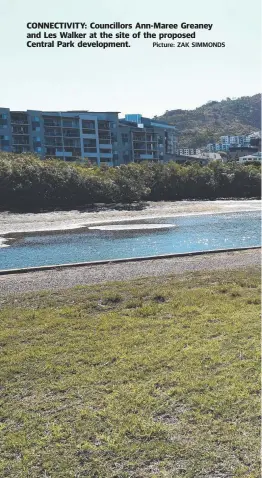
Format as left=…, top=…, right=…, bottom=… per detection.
left=237, top=152, right=262, bottom=163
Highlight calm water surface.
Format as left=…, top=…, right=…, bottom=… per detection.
left=0, top=211, right=260, bottom=270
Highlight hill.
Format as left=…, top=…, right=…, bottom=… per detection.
left=156, top=94, right=261, bottom=148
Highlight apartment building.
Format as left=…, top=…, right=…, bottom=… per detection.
left=220, top=135, right=250, bottom=146
left=0, top=108, right=177, bottom=166
left=119, top=114, right=177, bottom=164
left=206, top=134, right=258, bottom=153
left=237, top=152, right=262, bottom=163
left=207, top=143, right=231, bottom=152
left=175, top=148, right=201, bottom=156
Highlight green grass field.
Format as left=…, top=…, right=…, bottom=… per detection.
left=0, top=268, right=260, bottom=478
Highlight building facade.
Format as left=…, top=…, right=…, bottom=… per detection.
left=0, top=108, right=177, bottom=166
left=237, top=152, right=262, bottom=163
left=206, top=133, right=260, bottom=153
left=119, top=114, right=177, bottom=164
left=175, top=148, right=201, bottom=156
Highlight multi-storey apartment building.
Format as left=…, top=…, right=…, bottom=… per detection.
left=220, top=135, right=250, bottom=146
left=206, top=143, right=231, bottom=152
left=175, top=148, right=201, bottom=156
left=206, top=134, right=259, bottom=153
left=0, top=108, right=177, bottom=166
left=119, top=114, right=177, bottom=164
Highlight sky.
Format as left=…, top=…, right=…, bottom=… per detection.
left=1, top=0, right=261, bottom=117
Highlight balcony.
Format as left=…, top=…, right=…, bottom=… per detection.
left=64, top=148, right=81, bottom=156
left=64, top=140, right=81, bottom=147
left=62, top=122, right=79, bottom=128
left=56, top=151, right=72, bottom=157
left=44, top=141, right=63, bottom=147
left=44, top=132, right=62, bottom=137
left=99, top=133, right=111, bottom=139
left=13, top=146, right=30, bottom=153
left=11, top=118, right=29, bottom=125
left=12, top=138, right=30, bottom=145
left=12, top=127, right=29, bottom=135
left=84, top=148, right=97, bottom=153
left=100, top=153, right=113, bottom=159
left=82, top=121, right=96, bottom=129
left=44, top=121, right=61, bottom=127
left=98, top=121, right=110, bottom=130
left=83, top=152, right=98, bottom=158
left=63, top=133, right=80, bottom=138
left=146, top=136, right=157, bottom=142
left=82, top=129, right=96, bottom=135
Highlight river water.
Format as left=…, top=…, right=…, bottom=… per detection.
left=0, top=211, right=260, bottom=270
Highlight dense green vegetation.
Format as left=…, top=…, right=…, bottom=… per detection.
left=0, top=268, right=260, bottom=477
left=0, top=153, right=260, bottom=210
left=156, top=94, right=261, bottom=148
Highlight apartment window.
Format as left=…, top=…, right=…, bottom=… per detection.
left=44, top=127, right=62, bottom=137
left=62, top=119, right=79, bottom=128
left=13, top=145, right=30, bottom=153
left=33, top=139, right=41, bottom=148
left=100, top=148, right=112, bottom=154
left=0, top=135, right=10, bottom=150
left=63, top=129, right=80, bottom=138
left=123, top=153, right=129, bottom=164
left=44, top=118, right=61, bottom=127
left=32, top=121, right=41, bottom=131
left=82, top=120, right=96, bottom=135
left=99, top=136, right=111, bottom=144
left=64, top=147, right=81, bottom=155
left=98, top=120, right=110, bottom=130
left=11, top=114, right=28, bottom=125
left=44, top=138, right=63, bottom=147
left=64, top=139, right=81, bottom=147
left=12, top=125, right=29, bottom=135
left=121, top=133, right=129, bottom=144
left=0, top=118, right=7, bottom=127
left=83, top=138, right=97, bottom=153
left=84, top=139, right=97, bottom=147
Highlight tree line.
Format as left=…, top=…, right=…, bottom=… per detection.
left=0, top=153, right=260, bottom=211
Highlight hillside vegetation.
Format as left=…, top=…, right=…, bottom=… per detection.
left=0, top=153, right=260, bottom=211
left=157, top=94, right=261, bottom=148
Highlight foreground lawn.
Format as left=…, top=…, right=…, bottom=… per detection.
left=0, top=268, right=260, bottom=478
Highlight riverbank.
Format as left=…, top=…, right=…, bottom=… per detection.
left=0, top=199, right=261, bottom=238
left=1, top=267, right=260, bottom=477
left=0, top=248, right=260, bottom=296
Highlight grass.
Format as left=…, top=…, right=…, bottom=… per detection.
left=0, top=268, right=260, bottom=477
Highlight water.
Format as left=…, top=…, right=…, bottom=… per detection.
left=0, top=212, right=260, bottom=270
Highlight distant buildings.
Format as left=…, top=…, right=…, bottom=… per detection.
left=176, top=148, right=201, bottom=156
left=206, top=133, right=261, bottom=153
left=0, top=108, right=177, bottom=166
left=175, top=152, right=223, bottom=165
left=237, top=152, right=262, bottom=163
left=1, top=106, right=260, bottom=167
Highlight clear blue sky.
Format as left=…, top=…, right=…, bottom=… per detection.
left=1, top=0, right=261, bottom=117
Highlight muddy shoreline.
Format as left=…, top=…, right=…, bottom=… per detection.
left=0, top=200, right=260, bottom=239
